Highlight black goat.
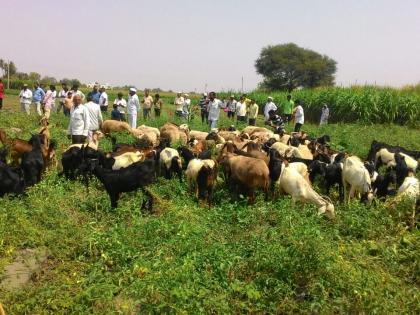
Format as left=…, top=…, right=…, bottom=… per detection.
left=308, top=160, right=344, bottom=201
left=178, top=146, right=195, bottom=168
left=316, top=135, right=331, bottom=145
left=0, top=164, right=25, bottom=197
left=372, top=169, right=397, bottom=199
left=89, top=159, right=156, bottom=209
left=395, top=152, right=409, bottom=186
left=21, top=135, right=44, bottom=187
left=62, top=146, right=104, bottom=179
left=0, top=147, right=7, bottom=164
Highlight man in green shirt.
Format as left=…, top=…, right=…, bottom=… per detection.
left=283, top=94, right=294, bottom=123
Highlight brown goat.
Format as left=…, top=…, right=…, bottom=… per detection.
left=220, top=153, right=269, bottom=204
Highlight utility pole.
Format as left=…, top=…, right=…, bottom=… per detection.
left=241, top=76, right=244, bottom=93
left=7, top=60, right=10, bottom=90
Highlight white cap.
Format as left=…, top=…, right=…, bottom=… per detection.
left=184, top=93, right=189, bottom=97
left=203, top=92, right=208, bottom=96
left=129, top=88, right=137, bottom=93
left=268, top=96, right=273, bottom=100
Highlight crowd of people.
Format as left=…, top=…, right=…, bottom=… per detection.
left=6, top=82, right=331, bottom=143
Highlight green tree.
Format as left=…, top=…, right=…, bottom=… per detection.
left=255, top=43, right=337, bottom=91
left=29, top=72, right=41, bottom=82
left=0, top=59, right=17, bottom=77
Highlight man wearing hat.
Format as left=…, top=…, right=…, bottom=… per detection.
left=264, top=96, right=277, bottom=122
left=226, top=95, right=237, bottom=120
left=19, top=84, right=33, bottom=115
left=127, top=88, right=140, bottom=128
left=198, top=92, right=209, bottom=124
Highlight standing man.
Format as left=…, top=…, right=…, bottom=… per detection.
left=207, top=92, right=225, bottom=130
left=85, top=95, right=103, bottom=140
left=226, top=95, right=237, bottom=120
left=57, top=83, right=69, bottom=114
left=292, top=100, right=304, bottom=132
left=248, top=99, right=259, bottom=126
left=42, top=85, right=56, bottom=119
left=174, top=92, right=184, bottom=117
left=113, top=92, right=127, bottom=121
left=141, top=89, right=153, bottom=119
left=154, top=93, right=163, bottom=118
left=0, top=78, right=4, bottom=110
left=182, top=93, right=191, bottom=120
left=320, top=104, right=329, bottom=125
left=67, top=94, right=90, bottom=144
left=264, top=96, right=277, bottom=122
left=87, top=84, right=101, bottom=104
left=236, top=96, right=247, bottom=122
left=19, top=84, right=32, bottom=115
left=98, top=86, right=108, bottom=112
left=283, top=94, right=294, bottom=123
left=127, top=88, right=140, bottom=128
left=71, top=84, right=85, bottom=101
left=198, top=92, right=208, bottom=124
left=32, top=83, right=45, bottom=116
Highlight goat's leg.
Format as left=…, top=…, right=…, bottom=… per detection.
left=110, top=192, right=119, bottom=209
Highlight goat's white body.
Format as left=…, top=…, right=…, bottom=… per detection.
left=342, top=156, right=372, bottom=203
left=375, top=148, right=418, bottom=171
left=398, top=176, right=419, bottom=199
left=278, top=166, right=334, bottom=217
left=112, top=152, right=144, bottom=170
left=160, top=148, right=180, bottom=170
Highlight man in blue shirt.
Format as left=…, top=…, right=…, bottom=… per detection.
left=32, top=83, right=45, bottom=116
left=87, top=84, right=101, bottom=104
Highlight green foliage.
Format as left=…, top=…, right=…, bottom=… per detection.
left=221, top=85, right=420, bottom=127
left=255, top=43, right=337, bottom=91
left=0, top=93, right=419, bottom=314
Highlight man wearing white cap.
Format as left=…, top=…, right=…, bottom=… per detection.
left=127, top=88, right=140, bottom=128
left=264, top=96, right=277, bottom=122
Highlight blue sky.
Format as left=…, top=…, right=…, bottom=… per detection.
left=2, top=0, right=419, bottom=91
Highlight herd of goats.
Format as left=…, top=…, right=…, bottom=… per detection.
left=0, top=119, right=419, bottom=221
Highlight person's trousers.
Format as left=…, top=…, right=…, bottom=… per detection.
left=32, top=101, right=42, bottom=116
left=43, top=108, right=51, bottom=119
left=128, top=114, right=137, bottom=128
left=201, top=110, right=208, bottom=123
left=72, top=135, right=87, bottom=144
left=21, top=102, right=31, bottom=115
left=209, top=120, right=218, bottom=130
left=100, top=106, right=108, bottom=112
left=294, top=123, right=303, bottom=132
left=237, top=115, right=245, bottom=122
left=249, top=118, right=256, bottom=126
left=154, top=108, right=161, bottom=117
left=227, top=111, right=235, bottom=119
left=143, top=108, right=151, bottom=119
left=0, top=98, right=3, bottom=109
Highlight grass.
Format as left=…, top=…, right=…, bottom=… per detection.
left=0, top=93, right=419, bottom=314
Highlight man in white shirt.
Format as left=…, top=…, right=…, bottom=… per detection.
left=207, top=92, right=225, bottom=130
left=127, top=88, right=140, bottom=128
left=182, top=93, right=191, bottom=119
left=85, top=95, right=103, bottom=140
left=236, top=96, right=247, bottom=122
left=292, top=100, right=304, bottom=132
left=19, top=84, right=33, bottom=115
left=174, top=92, right=184, bottom=117
left=67, top=94, right=90, bottom=144
left=99, top=86, right=108, bottom=112
left=264, top=96, right=277, bottom=122
left=113, top=92, right=127, bottom=121
left=70, top=84, right=85, bottom=100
